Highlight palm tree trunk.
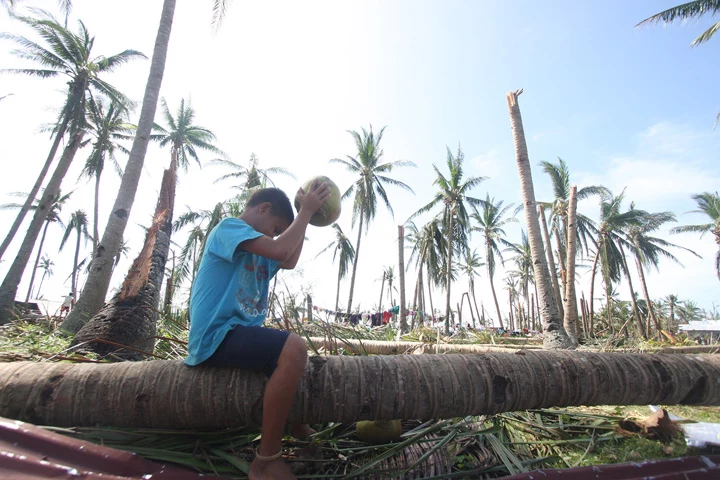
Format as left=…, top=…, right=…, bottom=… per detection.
left=25, top=220, right=50, bottom=302
left=334, top=263, right=342, bottom=314
left=444, top=213, right=454, bottom=335
left=92, top=171, right=101, bottom=259
left=378, top=270, right=385, bottom=312
left=554, top=225, right=567, bottom=300
left=347, top=209, right=364, bottom=316
left=588, top=246, right=602, bottom=336
left=427, top=268, right=434, bottom=323
left=72, top=225, right=81, bottom=299
left=4, top=351, right=720, bottom=429
left=398, top=225, right=407, bottom=333
left=618, top=242, right=646, bottom=339
left=69, top=165, right=176, bottom=358
left=506, top=90, right=572, bottom=349
left=37, top=271, right=48, bottom=299
left=538, top=207, right=564, bottom=319
left=0, top=130, right=85, bottom=325
left=636, top=256, right=662, bottom=336
left=488, top=265, right=504, bottom=330
left=470, top=277, right=481, bottom=329
left=0, top=114, right=70, bottom=262
left=563, top=186, right=579, bottom=345
left=507, top=290, right=514, bottom=331
left=66, top=0, right=176, bottom=330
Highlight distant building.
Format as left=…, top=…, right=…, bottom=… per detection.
left=679, top=320, right=720, bottom=343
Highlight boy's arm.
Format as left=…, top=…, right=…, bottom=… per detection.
left=242, top=182, right=328, bottom=265
left=278, top=235, right=304, bottom=270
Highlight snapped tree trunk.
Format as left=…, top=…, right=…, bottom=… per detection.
left=2, top=351, right=719, bottom=429
left=563, top=186, right=579, bottom=345
left=398, top=225, right=407, bottom=333
left=0, top=130, right=85, bottom=325
left=66, top=0, right=176, bottom=329
left=506, top=90, right=572, bottom=349
left=68, top=166, right=176, bottom=358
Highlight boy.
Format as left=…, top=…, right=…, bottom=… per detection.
left=185, top=182, right=330, bottom=480
left=59, top=292, right=74, bottom=318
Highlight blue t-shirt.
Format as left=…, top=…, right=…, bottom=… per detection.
left=185, top=217, right=280, bottom=366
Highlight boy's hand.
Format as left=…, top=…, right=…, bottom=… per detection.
left=296, top=179, right=330, bottom=215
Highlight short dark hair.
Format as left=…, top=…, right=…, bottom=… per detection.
left=246, top=187, right=294, bottom=224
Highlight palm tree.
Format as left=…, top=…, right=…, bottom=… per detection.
left=59, top=210, right=91, bottom=300
left=212, top=152, right=294, bottom=193
left=34, top=255, right=54, bottom=299
left=637, top=1, right=720, bottom=47
left=3, top=351, right=719, bottom=429
left=0, top=9, right=143, bottom=262
left=506, top=230, right=533, bottom=332
left=383, top=266, right=396, bottom=307
left=411, top=146, right=485, bottom=334
left=458, top=248, right=484, bottom=327
left=331, top=125, right=415, bottom=317
left=0, top=11, right=144, bottom=325
left=539, top=158, right=606, bottom=313
left=471, top=195, right=515, bottom=330
left=670, top=192, right=720, bottom=280
left=316, top=223, right=355, bottom=314
left=627, top=210, right=700, bottom=336
left=506, top=89, right=573, bottom=349
left=587, top=190, right=648, bottom=337
left=405, top=218, right=445, bottom=325
left=152, top=97, right=224, bottom=175
left=80, top=98, right=134, bottom=258
left=25, top=191, right=71, bottom=302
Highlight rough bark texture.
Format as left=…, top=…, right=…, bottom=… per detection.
left=0, top=131, right=85, bottom=325
left=66, top=0, right=176, bottom=330
left=69, top=167, right=176, bottom=359
left=506, top=90, right=572, bottom=349
left=308, top=337, right=541, bottom=355
left=2, top=351, right=720, bottom=429
left=563, top=186, right=579, bottom=345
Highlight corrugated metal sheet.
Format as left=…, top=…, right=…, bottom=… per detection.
left=0, top=416, right=229, bottom=479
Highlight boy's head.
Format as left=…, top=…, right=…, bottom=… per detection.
left=242, top=188, right=294, bottom=237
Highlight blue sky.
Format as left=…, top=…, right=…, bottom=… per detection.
left=0, top=1, right=718, bottom=319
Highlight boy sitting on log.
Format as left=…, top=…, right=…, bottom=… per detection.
left=185, top=183, right=330, bottom=480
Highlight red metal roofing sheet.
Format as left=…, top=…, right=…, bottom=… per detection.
left=0, top=416, right=230, bottom=479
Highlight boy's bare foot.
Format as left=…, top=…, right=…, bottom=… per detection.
left=290, top=423, right=316, bottom=440
left=249, top=456, right=296, bottom=480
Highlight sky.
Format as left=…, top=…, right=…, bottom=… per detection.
left=0, top=0, right=718, bottom=321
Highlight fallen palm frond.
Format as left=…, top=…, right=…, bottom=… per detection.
left=39, top=408, right=688, bottom=479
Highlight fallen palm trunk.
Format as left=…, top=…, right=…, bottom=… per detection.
left=307, top=337, right=542, bottom=354
left=2, top=352, right=719, bottom=429
left=308, top=337, right=719, bottom=355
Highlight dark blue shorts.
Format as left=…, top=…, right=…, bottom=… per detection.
left=201, top=325, right=290, bottom=378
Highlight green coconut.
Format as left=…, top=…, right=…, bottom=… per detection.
left=294, top=175, right=342, bottom=227
left=355, top=419, right=403, bottom=444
